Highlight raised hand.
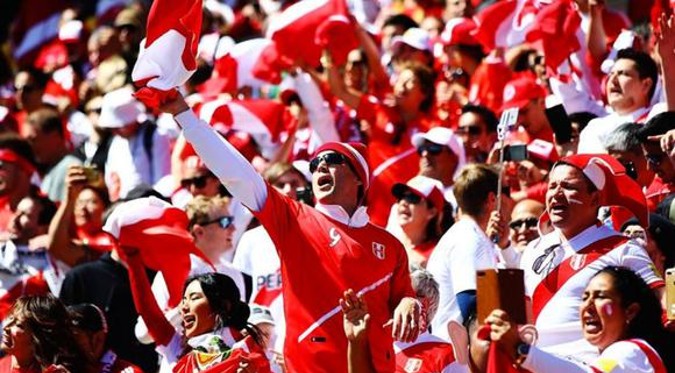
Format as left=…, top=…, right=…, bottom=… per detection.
left=341, top=289, right=371, bottom=342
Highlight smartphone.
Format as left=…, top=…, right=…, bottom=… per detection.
left=82, top=166, right=100, bottom=184
left=503, top=144, right=528, bottom=162
left=476, top=269, right=527, bottom=325
left=545, top=96, right=573, bottom=145
left=296, top=187, right=314, bottom=206
left=666, top=268, right=675, bottom=320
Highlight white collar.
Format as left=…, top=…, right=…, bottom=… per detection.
left=187, top=327, right=238, bottom=351
left=314, top=203, right=370, bottom=228
left=542, top=223, right=619, bottom=252
left=611, top=106, right=650, bottom=121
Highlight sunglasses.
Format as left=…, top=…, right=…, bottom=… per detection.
left=456, top=125, right=483, bottom=136
left=181, top=173, right=213, bottom=189
left=532, top=244, right=559, bottom=275
left=202, top=215, right=234, bottom=229
left=416, top=143, right=445, bottom=156
left=398, top=192, right=422, bottom=205
left=509, top=217, right=538, bottom=230
left=309, top=153, right=347, bottom=173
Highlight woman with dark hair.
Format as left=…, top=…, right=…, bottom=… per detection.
left=121, top=245, right=269, bottom=373
left=0, top=294, right=84, bottom=372
left=387, top=176, right=450, bottom=268
left=47, top=165, right=112, bottom=268
left=485, top=266, right=672, bottom=372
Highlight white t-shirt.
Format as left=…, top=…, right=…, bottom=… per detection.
left=577, top=107, right=652, bottom=154
left=233, top=225, right=285, bottom=353
left=427, top=217, right=499, bottom=340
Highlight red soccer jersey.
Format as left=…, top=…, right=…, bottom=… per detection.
left=254, top=185, right=415, bottom=373
left=394, top=333, right=464, bottom=373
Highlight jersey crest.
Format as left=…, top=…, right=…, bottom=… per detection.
left=372, top=242, right=386, bottom=260
left=569, top=254, right=587, bottom=271
left=404, top=358, right=422, bottom=373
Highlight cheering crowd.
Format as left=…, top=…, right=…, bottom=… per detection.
left=2, top=0, right=675, bottom=372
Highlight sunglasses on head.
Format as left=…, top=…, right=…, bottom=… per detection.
left=509, top=217, right=538, bottom=230
left=416, top=143, right=445, bottom=156
left=202, top=215, right=234, bottom=229
left=181, top=173, right=213, bottom=189
left=457, top=125, right=483, bottom=136
left=309, top=152, right=347, bottom=173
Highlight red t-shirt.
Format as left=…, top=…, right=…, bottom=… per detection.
left=394, top=333, right=458, bottom=373
left=645, top=176, right=675, bottom=211
left=469, top=60, right=513, bottom=116
left=0, top=356, right=39, bottom=373
left=254, top=185, right=415, bottom=373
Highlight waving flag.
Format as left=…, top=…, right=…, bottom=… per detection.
left=104, top=197, right=211, bottom=308
left=525, top=0, right=581, bottom=70
left=198, top=98, right=287, bottom=144
left=131, top=0, right=203, bottom=108
left=266, top=0, right=359, bottom=67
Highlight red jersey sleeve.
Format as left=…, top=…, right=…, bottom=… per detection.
left=354, top=94, right=380, bottom=126
left=252, top=184, right=303, bottom=260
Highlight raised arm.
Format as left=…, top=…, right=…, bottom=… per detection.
left=46, top=166, right=90, bottom=267
left=161, top=94, right=268, bottom=211
left=293, top=70, right=340, bottom=145
left=657, top=14, right=675, bottom=110
left=341, top=290, right=377, bottom=373
left=323, top=50, right=363, bottom=110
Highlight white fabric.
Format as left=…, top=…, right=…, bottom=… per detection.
left=293, top=71, right=340, bottom=156
left=427, top=217, right=499, bottom=340
left=577, top=107, right=651, bottom=154
left=132, top=30, right=194, bottom=91
left=103, top=128, right=172, bottom=199
left=232, top=226, right=285, bottom=354
left=156, top=326, right=242, bottom=372
left=522, top=339, right=662, bottom=373
left=521, top=224, right=661, bottom=363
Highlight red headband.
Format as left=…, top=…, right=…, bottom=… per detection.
left=0, top=149, right=36, bottom=175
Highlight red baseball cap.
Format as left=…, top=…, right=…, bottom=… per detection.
left=501, top=76, right=547, bottom=112
left=440, top=17, right=480, bottom=47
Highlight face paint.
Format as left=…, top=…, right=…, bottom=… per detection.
left=602, top=303, right=614, bottom=316
left=567, top=197, right=584, bottom=205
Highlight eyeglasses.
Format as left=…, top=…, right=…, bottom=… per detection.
left=181, top=174, right=213, bottom=189
left=202, top=215, right=234, bottom=229
left=456, top=125, right=483, bottom=136
left=398, top=192, right=422, bottom=205
left=509, top=217, right=538, bottom=230
left=309, top=153, right=346, bottom=173
left=532, top=244, right=560, bottom=275
left=416, top=143, right=445, bottom=156
left=645, top=154, right=664, bottom=167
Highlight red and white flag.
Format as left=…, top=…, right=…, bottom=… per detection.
left=103, top=197, right=211, bottom=308
left=203, top=38, right=286, bottom=96
left=131, top=0, right=203, bottom=108
left=10, top=0, right=72, bottom=66
left=525, top=0, right=581, bottom=70
left=266, top=0, right=359, bottom=67
left=197, top=98, right=287, bottom=145
left=471, top=0, right=541, bottom=52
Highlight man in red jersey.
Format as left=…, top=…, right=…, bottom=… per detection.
left=162, top=94, right=420, bottom=373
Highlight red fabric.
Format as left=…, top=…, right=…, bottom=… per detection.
left=531, top=235, right=626, bottom=321
left=197, top=99, right=286, bottom=144
left=525, top=0, right=581, bottom=71
left=0, top=355, right=40, bottom=373
left=355, top=95, right=435, bottom=226
left=33, top=41, right=68, bottom=72
left=651, top=0, right=674, bottom=33
left=0, top=149, right=36, bottom=175
left=395, top=338, right=457, bottom=372
left=75, top=228, right=115, bottom=252
left=116, top=207, right=211, bottom=308
left=485, top=342, right=527, bottom=373
left=251, top=42, right=291, bottom=84
left=469, top=60, right=513, bottom=115
left=254, top=185, right=415, bottom=373
left=645, top=177, right=675, bottom=211
left=0, top=272, right=51, bottom=320
left=132, top=0, right=202, bottom=108
left=472, top=0, right=518, bottom=51
left=174, top=342, right=271, bottom=373
left=268, top=0, right=358, bottom=67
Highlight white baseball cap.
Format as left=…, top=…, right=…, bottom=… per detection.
left=412, top=127, right=467, bottom=179
left=391, top=27, right=432, bottom=52
left=248, top=304, right=275, bottom=326
left=99, top=86, right=147, bottom=129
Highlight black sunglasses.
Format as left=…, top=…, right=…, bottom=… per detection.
left=202, top=215, right=234, bottom=229
left=532, top=244, right=559, bottom=275
left=645, top=154, right=664, bottom=167
left=457, top=125, right=483, bottom=136
left=309, top=153, right=347, bottom=173
left=416, top=143, right=445, bottom=156
left=181, top=173, right=213, bottom=189
left=398, top=192, right=422, bottom=205
left=509, top=217, right=538, bottom=230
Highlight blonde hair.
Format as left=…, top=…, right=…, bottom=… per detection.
left=185, top=196, right=231, bottom=230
